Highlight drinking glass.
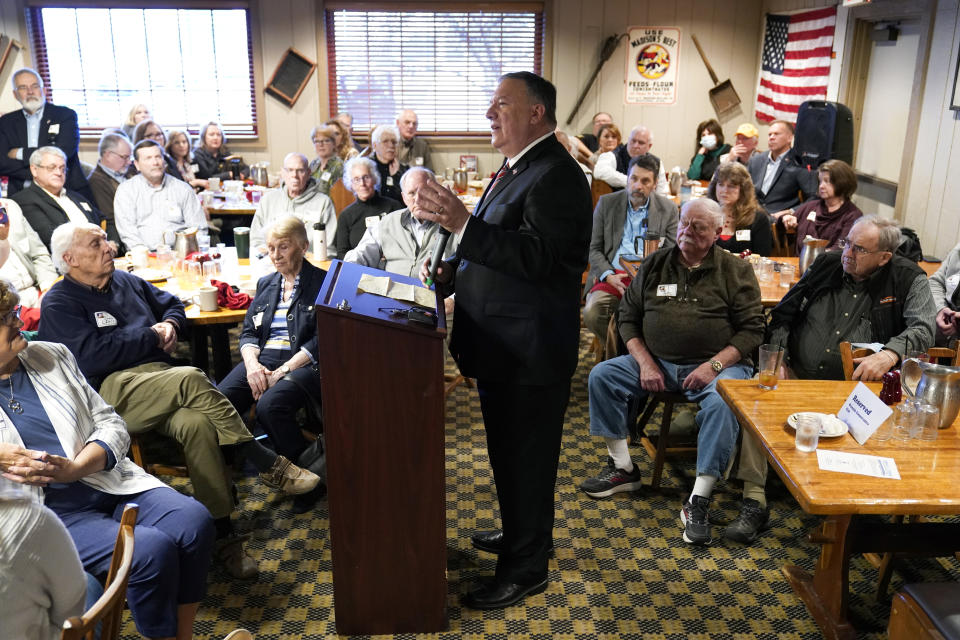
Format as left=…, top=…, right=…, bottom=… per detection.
left=917, top=403, right=940, bottom=441
left=186, top=261, right=203, bottom=290
left=779, top=263, right=796, bottom=288
left=208, top=177, right=221, bottom=192
left=892, top=402, right=918, bottom=443
left=795, top=413, right=820, bottom=452
left=757, top=258, right=774, bottom=283
left=904, top=350, right=931, bottom=363
left=758, top=344, right=784, bottom=390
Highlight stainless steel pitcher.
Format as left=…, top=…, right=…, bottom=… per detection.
left=902, top=358, right=960, bottom=429
left=174, top=227, right=199, bottom=258
left=251, top=162, right=269, bottom=186
left=798, top=236, right=830, bottom=275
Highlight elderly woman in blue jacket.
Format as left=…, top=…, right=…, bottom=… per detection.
left=218, top=216, right=327, bottom=513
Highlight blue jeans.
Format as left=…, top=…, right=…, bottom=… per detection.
left=588, top=355, right=751, bottom=478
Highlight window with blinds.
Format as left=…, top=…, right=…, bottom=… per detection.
left=27, top=6, right=258, bottom=139
left=326, top=6, right=544, bottom=135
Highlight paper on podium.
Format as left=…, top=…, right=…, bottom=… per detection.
left=357, top=273, right=435, bottom=308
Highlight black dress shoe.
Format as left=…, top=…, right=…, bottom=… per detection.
left=470, top=530, right=554, bottom=554
left=291, top=483, right=327, bottom=514
left=461, top=578, right=548, bottom=610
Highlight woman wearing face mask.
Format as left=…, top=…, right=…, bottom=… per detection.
left=686, top=119, right=730, bottom=181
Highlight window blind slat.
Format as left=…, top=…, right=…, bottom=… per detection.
left=327, top=8, right=543, bottom=135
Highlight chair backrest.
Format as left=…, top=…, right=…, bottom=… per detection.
left=926, top=347, right=960, bottom=367
left=327, top=179, right=354, bottom=218
left=591, top=178, right=613, bottom=209
left=61, top=504, right=138, bottom=640
left=839, top=341, right=876, bottom=380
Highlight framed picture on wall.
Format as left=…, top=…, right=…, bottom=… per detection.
left=952, top=50, right=960, bottom=110
left=459, top=155, right=478, bottom=171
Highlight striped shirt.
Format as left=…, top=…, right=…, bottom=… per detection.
left=263, top=274, right=299, bottom=351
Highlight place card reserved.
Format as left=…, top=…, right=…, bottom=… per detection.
left=837, top=381, right=893, bottom=445
left=816, top=450, right=900, bottom=480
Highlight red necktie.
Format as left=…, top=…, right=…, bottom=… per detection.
left=476, top=162, right=509, bottom=214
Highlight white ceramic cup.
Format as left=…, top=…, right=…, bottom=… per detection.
left=126, top=246, right=149, bottom=269
left=195, top=285, right=219, bottom=312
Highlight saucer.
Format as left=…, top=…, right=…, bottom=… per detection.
left=786, top=412, right=848, bottom=438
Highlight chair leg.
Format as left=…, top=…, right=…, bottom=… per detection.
left=129, top=435, right=146, bottom=468
left=650, top=400, right=674, bottom=489
left=631, top=398, right=660, bottom=445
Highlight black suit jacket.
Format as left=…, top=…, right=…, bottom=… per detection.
left=0, top=103, right=92, bottom=200
left=10, top=183, right=107, bottom=251
left=447, top=134, right=592, bottom=385
left=747, top=149, right=817, bottom=217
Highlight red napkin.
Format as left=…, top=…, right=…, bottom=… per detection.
left=587, top=269, right=631, bottom=299
left=209, top=279, right=252, bottom=310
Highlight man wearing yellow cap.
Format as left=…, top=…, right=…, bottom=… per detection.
left=719, top=123, right=760, bottom=166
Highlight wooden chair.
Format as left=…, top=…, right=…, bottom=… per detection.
left=328, top=179, right=354, bottom=217
left=888, top=584, right=960, bottom=640
left=839, top=341, right=874, bottom=381
left=590, top=178, right=613, bottom=209
left=926, top=346, right=960, bottom=366
left=61, top=504, right=138, bottom=640
left=631, top=392, right=699, bottom=489
left=128, top=435, right=189, bottom=478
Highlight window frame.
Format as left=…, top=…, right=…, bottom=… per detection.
left=324, top=1, right=545, bottom=138
left=24, top=0, right=267, bottom=144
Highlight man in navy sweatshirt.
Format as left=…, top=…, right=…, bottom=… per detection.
left=39, top=221, right=321, bottom=580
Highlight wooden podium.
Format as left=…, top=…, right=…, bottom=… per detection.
left=315, top=260, right=448, bottom=634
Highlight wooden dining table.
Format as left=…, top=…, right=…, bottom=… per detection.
left=716, top=378, right=960, bottom=640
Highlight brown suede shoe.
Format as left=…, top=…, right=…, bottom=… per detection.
left=259, top=455, right=321, bottom=495
left=215, top=535, right=258, bottom=580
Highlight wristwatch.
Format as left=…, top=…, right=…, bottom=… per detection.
left=280, top=364, right=291, bottom=375
left=709, top=359, right=724, bottom=374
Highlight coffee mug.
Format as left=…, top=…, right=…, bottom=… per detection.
left=195, top=286, right=219, bottom=312
left=125, top=246, right=149, bottom=269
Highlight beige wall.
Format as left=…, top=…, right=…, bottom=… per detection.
left=3, top=0, right=960, bottom=256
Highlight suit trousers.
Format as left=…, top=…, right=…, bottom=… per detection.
left=476, top=378, right=570, bottom=585
left=99, top=362, right=254, bottom=519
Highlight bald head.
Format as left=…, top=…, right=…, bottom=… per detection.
left=396, top=109, right=418, bottom=141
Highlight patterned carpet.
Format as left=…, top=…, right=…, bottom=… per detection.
left=120, top=330, right=960, bottom=639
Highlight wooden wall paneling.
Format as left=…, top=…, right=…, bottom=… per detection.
left=643, top=0, right=678, bottom=167
left=598, top=0, right=630, bottom=133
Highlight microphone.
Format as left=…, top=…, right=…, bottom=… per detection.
left=425, top=227, right=452, bottom=287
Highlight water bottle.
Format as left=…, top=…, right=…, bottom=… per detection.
left=312, top=222, right=327, bottom=260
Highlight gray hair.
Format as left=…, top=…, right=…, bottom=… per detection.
left=682, top=198, right=724, bottom=228
left=342, top=156, right=380, bottom=194
left=99, top=131, right=132, bottom=158
left=11, top=68, right=42, bottom=90
left=283, top=152, right=309, bottom=169
left=371, top=124, right=399, bottom=146
left=853, top=214, right=902, bottom=253
left=29, top=146, right=66, bottom=167
left=630, top=125, right=653, bottom=143
left=50, top=222, right=103, bottom=274
left=399, top=166, right=435, bottom=190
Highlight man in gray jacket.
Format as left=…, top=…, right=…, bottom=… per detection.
left=250, top=152, right=337, bottom=256
left=583, top=154, right=678, bottom=341
left=344, top=167, right=457, bottom=277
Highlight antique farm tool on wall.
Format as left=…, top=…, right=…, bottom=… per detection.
left=691, top=34, right=741, bottom=115
left=565, top=33, right=629, bottom=126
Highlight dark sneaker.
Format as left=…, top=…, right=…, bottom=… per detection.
left=680, top=495, right=712, bottom=545
left=723, top=498, right=770, bottom=544
left=579, top=458, right=643, bottom=498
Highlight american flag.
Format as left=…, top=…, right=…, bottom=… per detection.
left=755, top=6, right=837, bottom=124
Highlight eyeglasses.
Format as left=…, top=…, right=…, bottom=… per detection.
left=38, top=163, right=66, bottom=174
left=1, top=305, right=21, bottom=326
left=313, top=138, right=333, bottom=145
left=351, top=174, right=374, bottom=184
left=16, top=83, right=41, bottom=92
left=838, top=238, right=887, bottom=256
left=108, top=150, right=131, bottom=163
left=677, top=217, right=713, bottom=235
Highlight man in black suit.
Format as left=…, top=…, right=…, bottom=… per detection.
left=746, top=120, right=817, bottom=221
left=10, top=146, right=107, bottom=251
left=417, top=72, right=592, bottom=610
left=0, top=67, right=93, bottom=201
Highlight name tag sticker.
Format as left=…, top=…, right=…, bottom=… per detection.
left=735, top=229, right=751, bottom=241
left=386, top=176, right=394, bottom=186
left=807, top=211, right=817, bottom=222
left=94, top=311, right=117, bottom=328
left=364, top=215, right=380, bottom=228
left=190, top=164, right=199, bottom=174
left=48, top=123, right=60, bottom=135
left=320, top=171, right=331, bottom=181
left=837, top=381, right=893, bottom=445
left=415, top=157, right=424, bottom=166
left=80, top=201, right=91, bottom=211
left=657, top=284, right=677, bottom=297
left=252, top=312, right=264, bottom=328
